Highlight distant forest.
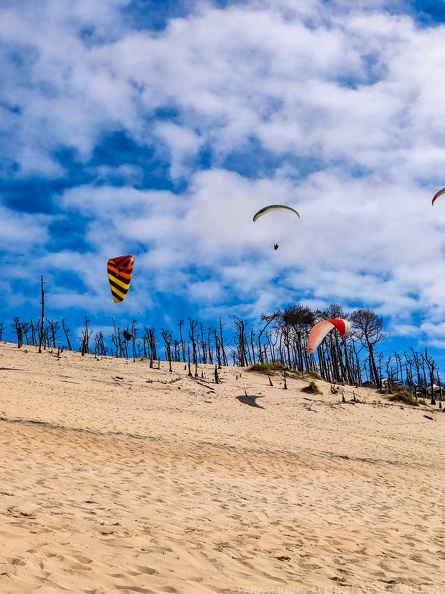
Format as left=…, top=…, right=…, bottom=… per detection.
left=2, top=301, right=442, bottom=398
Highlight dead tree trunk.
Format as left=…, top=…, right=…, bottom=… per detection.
left=161, top=329, right=173, bottom=372
left=62, top=319, right=73, bottom=351
left=38, top=275, right=45, bottom=353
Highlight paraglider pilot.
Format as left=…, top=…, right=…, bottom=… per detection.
left=123, top=329, right=133, bottom=342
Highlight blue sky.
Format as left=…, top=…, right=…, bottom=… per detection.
left=2, top=0, right=445, bottom=366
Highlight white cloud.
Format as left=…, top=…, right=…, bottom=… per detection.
left=153, top=121, right=203, bottom=178
left=1, top=0, right=444, bottom=181
left=0, top=203, right=51, bottom=250
left=3, top=0, right=445, bottom=359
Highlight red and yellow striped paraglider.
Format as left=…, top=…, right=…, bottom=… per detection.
left=107, top=255, right=135, bottom=303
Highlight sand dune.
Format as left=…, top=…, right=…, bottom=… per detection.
left=0, top=341, right=444, bottom=593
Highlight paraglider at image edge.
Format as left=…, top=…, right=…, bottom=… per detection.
left=253, top=184, right=445, bottom=353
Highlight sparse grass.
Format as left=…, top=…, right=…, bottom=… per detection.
left=378, top=388, right=391, bottom=395
left=388, top=390, right=419, bottom=407
left=247, top=363, right=321, bottom=381
left=301, top=380, right=322, bottom=395
left=247, top=362, right=287, bottom=374
left=304, top=370, right=322, bottom=380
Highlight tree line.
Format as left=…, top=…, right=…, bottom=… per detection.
left=1, top=301, right=442, bottom=395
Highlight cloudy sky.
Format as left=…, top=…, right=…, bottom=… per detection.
left=2, top=0, right=445, bottom=365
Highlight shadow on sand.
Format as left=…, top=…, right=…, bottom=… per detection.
left=236, top=394, right=265, bottom=409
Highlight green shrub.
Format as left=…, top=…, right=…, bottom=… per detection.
left=301, top=380, right=322, bottom=395
left=388, top=390, right=419, bottom=407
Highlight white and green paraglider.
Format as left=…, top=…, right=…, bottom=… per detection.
left=253, top=205, right=300, bottom=250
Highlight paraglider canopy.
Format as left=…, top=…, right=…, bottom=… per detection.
left=432, top=187, right=445, bottom=205
left=253, top=205, right=300, bottom=222
left=306, top=319, right=350, bottom=354
left=107, top=255, right=135, bottom=303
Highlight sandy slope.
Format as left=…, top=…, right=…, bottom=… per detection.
left=0, top=341, right=444, bottom=593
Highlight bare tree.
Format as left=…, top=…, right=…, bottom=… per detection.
left=173, top=339, right=181, bottom=362
left=38, top=275, right=46, bottom=353
left=46, top=319, right=60, bottom=348
left=423, top=347, right=439, bottom=405
left=111, top=318, right=125, bottom=358
left=410, top=347, right=426, bottom=394
left=79, top=318, right=92, bottom=356
left=218, top=317, right=228, bottom=367
left=178, top=319, right=186, bottom=362
left=143, top=327, right=157, bottom=367
left=129, top=320, right=138, bottom=361
left=26, top=320, right=38, bottom=345
left=233, top=316, right=250, bottom=367
left=62, top=319, right=73, bottom=351
left=213, top=328, right=222, bottom=368
left=11, top=317, right=25, bottom=348
left=257, top=312, right=280, bottom=364
left=161, top=329, right=173, bottom=372
left=350, top=309, right=386, bottom=388
left=199, top=323, right=208, bottom=364
left=394, top=352, right=404, bottom=383
left=94, top=331, right=108, bottom=356
left=206, top=326, right=214, bottom=365
left=282, top=305, right=315, bottom=371
left=188, top=318, right=199, bottom=367
left=249, top=328, right=256, bottom=365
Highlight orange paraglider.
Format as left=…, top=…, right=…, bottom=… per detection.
left=306, top=319, right=350, bottom=354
